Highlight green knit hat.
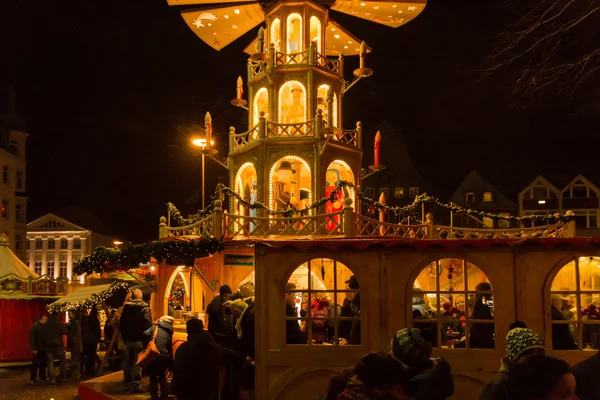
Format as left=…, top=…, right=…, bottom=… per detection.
left=506, top=328, right=545, bottom=362
left=390, top=328, right=432, bottom=367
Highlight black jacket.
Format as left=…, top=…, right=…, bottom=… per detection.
left=67, top=318, right=82, bottom=352
left=173, top=330, right=237, bottom=400
left=551, top=307, right=578, bottom=349
left=120, top=299, right=152, bottom=343
left=285, top=304, right=306, bottom=344
left=573, top=351, right=600, bottom=400
left=407, top=357, right=454, bottom=400
left=479, top=358, right=511, bottom=400
left=83, top=315, right=101, bottom=346
left=40, top=315, right=68, bottom=349
left=29, top=322, right=44, bottom=352
left=207, top=296, right=233, bottom=345
left=143, top=321, right=174, bottom=363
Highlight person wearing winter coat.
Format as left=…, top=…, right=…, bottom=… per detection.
left=82, top=306, right=101, bottom=376
left=285, top=283, right=307, bottom=344
left=572, top=350, right=600, bottom=400
left=390, top=328, right=454, bottom=400
left=40, top=313, right=68, bottom=384
left=479, top=327, right=545, bottom=400
left=29, top=314, right=48, bottom=383
left=172, top=318, right=237, bottom=400
left=337, top=352, right=409, bottom=400
left=506, top=355, right=577, bottom=400
left=143, top=316, right=175, bottom=400
left=67, top=310, right=83, bottom=380
left=207, top=285, right=234, bottom=348
left=119, top=288, right=153, bottom=393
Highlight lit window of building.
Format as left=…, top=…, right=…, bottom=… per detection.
left=483, top=192, right=493, bottom=202
left=394, top=188, right=404, bottom=199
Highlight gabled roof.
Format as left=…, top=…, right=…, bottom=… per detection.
left=449, top=170, right=516, bottom=209
left=561, top=174, right=600, bottom=194
left=53, top=206, right=117, bottom=237
left=0, top=235, right=38, bottom=279
left=27, top=213, right=87, bottom=232
left=519, top=175, right=561, bottom=196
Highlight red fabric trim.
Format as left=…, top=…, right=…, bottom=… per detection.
left=78, top=382, right=113, bottom=400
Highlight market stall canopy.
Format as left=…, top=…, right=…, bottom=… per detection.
left=0, top=234, right=38, bottom=279
left=47, top=282, right=130, bottom=313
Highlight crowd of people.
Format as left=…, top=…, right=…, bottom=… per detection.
left=27, top=283, right=600, bottom=400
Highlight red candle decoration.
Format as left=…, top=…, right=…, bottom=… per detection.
left=374, top=130, right=381, bottom=166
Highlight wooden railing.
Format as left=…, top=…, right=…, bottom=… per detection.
left=230, top=125, right=259, bottom=151
left=315, top=53, right=341, bottom=74
left=248, top=60, right=266, bottom=81
left=276, top=49, right=309, bottom=66
left=160, top=201, right=575, bottom=240
left=0, top=273, right=68, bottom=297
left=267, top=119, right=315, bottom=138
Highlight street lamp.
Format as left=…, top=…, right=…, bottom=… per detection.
left=192, top=113, right=218, bottom=209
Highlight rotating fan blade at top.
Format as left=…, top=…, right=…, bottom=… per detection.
left=181, top=3, right=265, bottom=51
left=331, top=0, right=426, bottom=29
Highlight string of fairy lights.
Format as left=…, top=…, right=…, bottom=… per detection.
left=167, top=182, right=576, bottom=226
left=47, top=282, right=130, bottom=313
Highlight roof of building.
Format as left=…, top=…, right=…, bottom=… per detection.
left=0, top=235, right=38, bottom=279
left=28, top=206, right=118, bottom=237
left=449, top=169, right=517, bottom=209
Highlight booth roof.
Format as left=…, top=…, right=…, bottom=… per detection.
left=0, top=244, right=39, bottom=279
left=49, top=284, right=112, bottom=307
left=222, top=236, right=600, bottom=250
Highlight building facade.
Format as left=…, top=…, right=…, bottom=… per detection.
left=0, top=85, right=28, bottom=260
left=26, top=212, right=120, bottom=281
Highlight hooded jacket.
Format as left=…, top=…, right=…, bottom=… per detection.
left=143, top=321, right=174, bottom=363
left=40, top=315, right=68, bottom=349
left=172, top=330, right=237, bottom=400
left=120, top=299, right=152, bottom=343
left=406, top=357, right=454, bottom=400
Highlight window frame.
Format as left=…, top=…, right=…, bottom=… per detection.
left=284, top=258, right=361, bottom=347
left=47, top=261, right=55, bottom=278
left=410, top=259, right=495, bottom=350
left=483, top=192, right=493, bottom=202
left=47, top=240, right=55, bottom=249
left=60, top=239, right=68, bottom=249
left=394, top=187, right=405, bottom=199
left=365, top=188, right=375, bottom=199
left=2, top=166, right=8, bottom=184
left=409, top=187, right=420, bottom=199
left=34, top=261, right=42, bottom=275
left=465, top=192, right=475, bottom=203
left=59, top=261, right=68, bottom=278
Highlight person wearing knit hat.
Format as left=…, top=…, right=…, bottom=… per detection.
left=390, top=328, right=454, bottom=400
left=480, top=326, right=546, bottom=400
left=159, top=315, right=175, bottom=325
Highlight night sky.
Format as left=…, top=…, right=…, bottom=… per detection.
left=0, top=0, right=598, bottom=243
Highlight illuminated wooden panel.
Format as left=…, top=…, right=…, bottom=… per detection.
left=244, top=37, right=259, bottom=55
left=181, top=4, right=265, bottom=51
left=168, top=0, right=255, bottom=5
left=324, top=20, right=369, bottom=56
left=331, top=1, right=426, bottom=28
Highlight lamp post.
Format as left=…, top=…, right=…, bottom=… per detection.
left=192, top=136, right=217, bottom=210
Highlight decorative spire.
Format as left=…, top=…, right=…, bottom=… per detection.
left=0, top=233, right=10, bottom=247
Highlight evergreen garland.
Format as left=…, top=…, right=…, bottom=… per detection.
left=73, top=237, right=224, bottom=276
left=47, top=281, right=130, bottom=313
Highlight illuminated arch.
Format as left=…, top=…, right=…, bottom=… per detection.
left=310, top=16, right=322, bottom=54
left=165, top=266, right=191, bottom=312
left=326, top=159, right=355, bottom=208
left=278, top=80, right=306, bottom=124
left=410, top=259, right=495, bottom=349
left=271, top=18, right=281, bottom=52
left=286, top=13, right=303, bottom=55
left=234, top=162, right=257, bottom=214
left=253, top=88, right=269, bottom=126
left=269, top=155, right=312, bottom=211
left=317, top=84, right=338, bottom=128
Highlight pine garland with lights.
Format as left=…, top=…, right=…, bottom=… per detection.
left=73, top=237, right=224, bottom=276
left=47, top=282, right=130, bottom=313
left=166, top=182, right=576, bottom=226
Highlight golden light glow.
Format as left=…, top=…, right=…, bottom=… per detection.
left=192, top=138, right=215, bottom=148
left=165, top=266, right=189, bottom=303
left=317, top=84, right=338, bottom=127
left=278, top=80, right=307, bottom=124
left=331, top=1, right=426, bottom=29
left=181, top=4, right=265, bottom=51
left=271, top=18, right=281, bottom=52
left=269, top=155, right=312, bottom=212
left=253, top=87, right=269, bottom=126
left=286, top=13, right=303, bottom=56
left=325, top=20, right=368, bottom=56
left=113, top=240, right=123, bottom=246
left=310, top=16, right=322, bottom=54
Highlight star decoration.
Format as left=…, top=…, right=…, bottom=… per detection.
left=334, top=34, right=340, bottom=39
left=224, top=33, right=232, bottom=39
left=347, top=40, right=352, bottom=44
left=408, top=5, right=417, bottom=11
left=351, top=11, right=358, bottom=14
left=192, top=19, right=203, bottom=28
left=213, top=32, right=217, bottom=36
left=373, top=6, right=379, bottom=10
left=224, top=14, right=229, bottom=19
left=232, top=24, right=238, bottom=30
left=213, top=38, right=222, bottom=46
left=360, top=2, right=365, bottom=6
left=392, top=4, right=398, bottom=8
left=331, top=27, right=336, bottom=31
left=208, top=23, right=212, bottom=27
left=398, top=10, right=403, bottom=13
left=234, top=8, right=240, bottom=14
left=365, top=12, right=371, bottom=16
left=245, top=22, right=250, bottom=27
left=344, top=45, right=348, bottom=49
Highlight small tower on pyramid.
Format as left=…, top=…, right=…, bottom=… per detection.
left=168, top=0, right=426, bottom=218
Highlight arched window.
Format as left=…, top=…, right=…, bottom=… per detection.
left=317, top=84, right=338, bottom=128
left=286, top=13, right=302, bottom=55
left=411, top=259, right=494, bottom=349
left=269, top=155, right=311, bottom=212
left=278, top=80, right=306, bottom=124
left=310, top=16, right=322, bottom=54
left=253, top=88, right=269, bottom=126
left=235, top=162, right=258, bottom=221
left=549, top=257, right=600, bottom=350
left=270, top=18, right=281, bottom=52
left=285, top=258, right=361, bottom=346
